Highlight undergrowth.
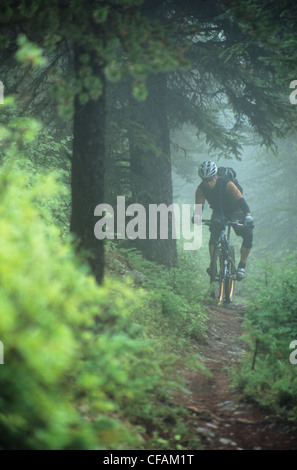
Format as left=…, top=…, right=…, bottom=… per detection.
left=0, top=106, right=210, bottom=450
left=103, top=241, right=212, bottom=449
left=106, top=241, right=210, bottom=351
left=232, top=255, right=297, bottom=423
left=0, top=161, right=207, bottom=450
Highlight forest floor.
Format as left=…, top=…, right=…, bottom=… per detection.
left=173, top=302, right=297, bottom=450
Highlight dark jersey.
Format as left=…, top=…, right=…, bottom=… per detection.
left=195, top=177, right=244, bottom=215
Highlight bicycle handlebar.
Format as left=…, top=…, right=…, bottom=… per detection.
left=202, top=218, right=245, bottom=228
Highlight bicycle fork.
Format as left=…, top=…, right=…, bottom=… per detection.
left=218, top=240, right=236, bottom=305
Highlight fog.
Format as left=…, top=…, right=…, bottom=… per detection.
left=171, top=123, right=297, bottom=260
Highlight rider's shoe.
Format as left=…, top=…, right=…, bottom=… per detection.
left=236, top=267, right=245, bottom=282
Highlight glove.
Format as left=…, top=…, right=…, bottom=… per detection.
left=192, top=214, right=201, bottom=225
left=244, top=215, right=254, bottom=226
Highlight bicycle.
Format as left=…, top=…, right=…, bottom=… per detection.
left=202, top=218, right=245, bottom=305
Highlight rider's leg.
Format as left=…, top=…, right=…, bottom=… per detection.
left=209, top=243, right=215, bottom=262
left=240, top=245, right=251, bottom=264
left=207, top=214, right=222, bottom=275
left=236, top=246, right=251, bottom=281
left=237, top=236, right=253, bottom=281
left=231, top=218, right=254, bottom=280
left=206, top=243, right=215, bottom=275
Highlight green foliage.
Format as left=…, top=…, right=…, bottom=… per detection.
left=111, top=244, right=209, bottom=348
left=16, top=34, right=47, bottom=67
left=103, top=242, right=210, bottom=450
left=233, top=255, right=297, bottom=421
left=226, top=0, right=297, bottom=82
left=0, top=161, right=195, bottom=449
left=0, top=148, right=206, bottom=449
left=0, top=85, right=206, bottom=450
left=0, top=98, right=72, bottom=235
left=1, top=0, right=188, bottom=117
left=0, top=98, right=41, bottom=153
left=24, top=132, right=72, bottom=235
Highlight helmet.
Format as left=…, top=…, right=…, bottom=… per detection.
left=198, top=161, right=217, bottom=179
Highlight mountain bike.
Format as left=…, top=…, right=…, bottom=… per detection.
left=203, top=218, right=245, bottom=305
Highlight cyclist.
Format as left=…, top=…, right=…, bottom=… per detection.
left=193, top=160, right=254, bottom=281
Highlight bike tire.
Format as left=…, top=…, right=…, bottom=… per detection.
left=210, top=246, right=224, bottom=303
left=224, top=245, right=235, bottom=303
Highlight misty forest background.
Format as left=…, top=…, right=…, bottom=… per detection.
left=0, top=0, right=297, bottom=450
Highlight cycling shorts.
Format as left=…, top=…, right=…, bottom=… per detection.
left=209, top=211, right=254, bottom=249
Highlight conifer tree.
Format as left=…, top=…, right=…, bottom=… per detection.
left=0, top=0, right=186, bottom=283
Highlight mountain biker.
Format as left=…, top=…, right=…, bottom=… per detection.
left=193, top=160, right=254, bottom=281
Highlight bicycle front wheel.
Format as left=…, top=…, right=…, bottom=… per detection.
left=224, top=245, right=236, bottom=303
left=210, top=246, right=224, bottom=303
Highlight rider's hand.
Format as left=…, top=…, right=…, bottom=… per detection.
left=192, top=214, right=201, bottom=225
left=244, top=215, right=254, bottom=226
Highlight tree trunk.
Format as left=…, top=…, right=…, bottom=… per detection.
left=129, top=73, right=178, bottom=268
left=70, top=47, right=105, bottom=284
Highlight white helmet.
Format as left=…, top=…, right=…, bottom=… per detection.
left=198, top=160, right=217, bottom=179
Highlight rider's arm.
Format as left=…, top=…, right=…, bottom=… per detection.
left=226, top=181, right=251, bottom=215
left=195, top=185, right=205, bottom=209
left=192, top=185, right=205, bottom=223
left=238, top=199, right=251, bottom=215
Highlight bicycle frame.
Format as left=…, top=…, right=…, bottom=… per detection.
left=217, top=224, right=237, bottom=303
left=219, top=224, right=237, bottom=279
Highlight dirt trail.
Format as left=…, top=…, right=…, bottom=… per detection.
left=174, top=303, right=297, bottom=450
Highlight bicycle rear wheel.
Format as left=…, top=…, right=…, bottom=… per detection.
left=224, top=245, right=235, bottom=303
left=210, top=246, right=224, bottom=303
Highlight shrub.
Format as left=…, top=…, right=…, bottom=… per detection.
left=114, top=244, right=209, bottom=346
left=0, top=163, right=172, bottom=449
left=233, top=255, right=297, bottom=421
